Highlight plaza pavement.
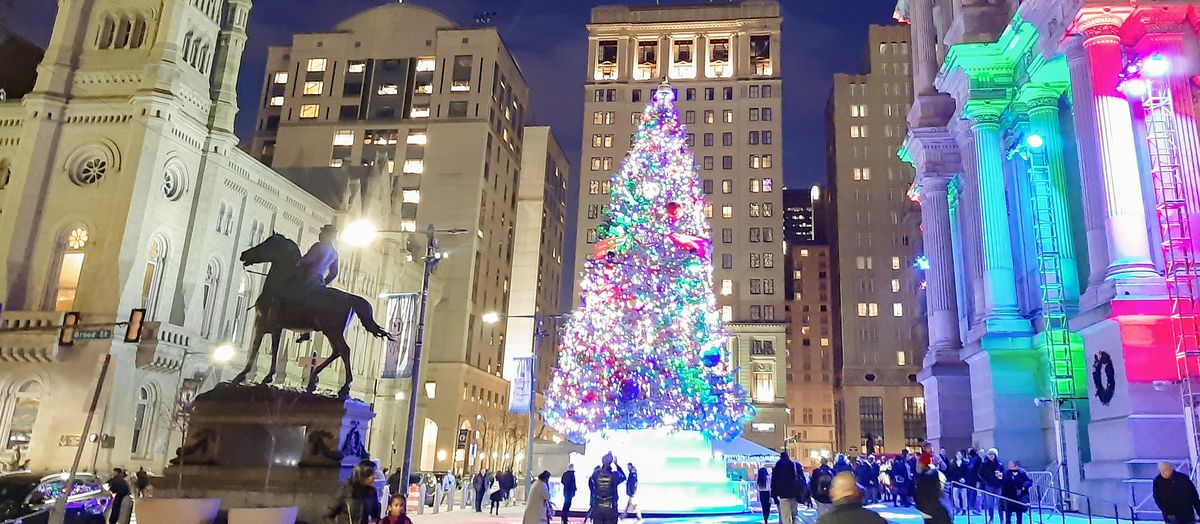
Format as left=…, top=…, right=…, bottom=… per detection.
left=408, top=502, right=1128, bottom=524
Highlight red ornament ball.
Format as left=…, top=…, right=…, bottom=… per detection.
left=666, top=202, right=682, bottom=219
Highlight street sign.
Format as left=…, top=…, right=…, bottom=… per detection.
left=74, top=329, right=112, bottom=340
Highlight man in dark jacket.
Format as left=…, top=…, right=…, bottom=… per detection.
left=915, top=455, right=951, bottom=524
left=472, top=469, right=489, bottom=512
left=893, top=450, right=913, bottom=508
left=107, top=469, right=131, bottom=524
left=816, top=472, right=888, bottom=524
left=1154, top=462, right=1200, bottom=524
left=811, top=458, right=835, bottom=515
left=561, top=464, right=577, bottom=524
left=855, top=456, right=879, bottom=504
left=771, top=451, right=800, bottom=524
left=832, top=454, right=852, bottom=476
left=589, top=453, right=626, bottom=524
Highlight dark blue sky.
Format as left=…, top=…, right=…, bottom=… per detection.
left=8, top=0, right=898, bottom=188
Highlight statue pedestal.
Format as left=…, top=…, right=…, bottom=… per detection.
left=159, top=384, right=377, bottom=524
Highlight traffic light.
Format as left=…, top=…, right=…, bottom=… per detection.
left=59, top=311, right=80, bottom=346
left=124, top=308, right=146, bottom=343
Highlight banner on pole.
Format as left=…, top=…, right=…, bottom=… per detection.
left=508, top=356, right=534, bottom=413
left=381, top=293, right=420, bottom=378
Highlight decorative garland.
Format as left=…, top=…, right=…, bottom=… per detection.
left=1092, top=351, right=1116, bottom=406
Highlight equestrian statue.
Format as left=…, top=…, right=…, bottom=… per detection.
left=232, top=224, right=392, bottom=398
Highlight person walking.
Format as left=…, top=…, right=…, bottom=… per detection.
left=561, top=464, right=577, bottom=524
left=107, top=469, right=132, bottom=524
left=755, top=466, right=772, bottom=524
left=892, top=450, right=913, bottom=508
left=815, top=472, right=888, bottom=524
left=589, top=453, right=626, bottom=524
left=915, top=455, right=951, bottom=524
left=472, top=470, right=488, bottom=512
left=133, top=467, right=149, bottom=498
left=854, top=456, right=878, bottom=504
left=966, top=448, right=982, bottom=513
left=1154, top=462, right=1200, bottom=523
left=325, top=461, right=382, bottom=524
left=440, top=471, right=456, bottom=509
left=999, top=460, right=1031, bottom=524
left=949, top=451, right=970, bottom=515
left=771, top=451, right=800, bottom=524
left=794, top=460, right=811, bottom=510
left=622, top=463, right=643, bottom=521
left=810, top=458, right=835, bottom=516
left=524, top=471, right=554, bottom=524
left=978, top=449, right=1004, bottom=524
left=387, top=468, right=403, bottom=501
left=500, top=469, right=516, bottom=505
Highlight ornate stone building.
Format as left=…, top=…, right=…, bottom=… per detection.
left=899, top=0, right=1200, bottom=506
left=0, top=0, right=426, bottom=474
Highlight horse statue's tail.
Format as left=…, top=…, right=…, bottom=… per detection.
left=350, top=295, right=393, bottom=340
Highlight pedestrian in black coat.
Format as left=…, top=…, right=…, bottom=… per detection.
left=107, top=469, right=132, bottom=524
left=756, top=466, right=772, bottom=524
left=892, top=450, right=914, bottom=508
left=771, top=452, right=800, bottom=523
left=589, top=453, right=625, bottom=524
left=999, top=461, right=1032, bottom=524
left=1154, top=462, right=1200, bottom=524
left=561, top=464, right=577, bottom=524
left=978, top=449, right=1003, bottom=523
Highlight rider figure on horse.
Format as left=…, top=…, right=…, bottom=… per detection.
left=295, top=224, right=340, bottom=343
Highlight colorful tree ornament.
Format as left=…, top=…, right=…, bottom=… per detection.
left=545, top=82, right=752, bottom=443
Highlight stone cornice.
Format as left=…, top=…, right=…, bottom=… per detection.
left=905, top=127, right=962, bottom=185
left=1068, top=6, right=1134, bottom=41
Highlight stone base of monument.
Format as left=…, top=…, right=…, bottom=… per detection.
left=157, top=383, right=377, bottom=524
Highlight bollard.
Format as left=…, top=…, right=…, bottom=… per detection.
left=433, top=483, right=442, bottom=514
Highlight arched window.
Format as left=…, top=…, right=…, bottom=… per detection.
left=182, top=31, right=194, bottom=62
left=232, top=275, right=250, bottom=344
left=420, top=418, right=439, bottom=471
left=189, top=39, right=203, bottom=69
left=113, top=14, right=132, bottom=49
left=96, top=14, right=116, bottom=49
left=4, top=380, right=43, bottom=450
left=0, top=158, right=10, bottom=189
left=129, top=16, right=147, bottom=49
left=130, top=385, right=154, bottom=455
left=216, top=203, right=226, bottom=233
left=54, top=226, right=89, bottom=311
left=142, top=237, right=166, bottom=319
left=200, top=260, right=220, bottom=338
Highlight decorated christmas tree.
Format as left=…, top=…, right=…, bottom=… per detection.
left=546, top=83, right=752, bottom=443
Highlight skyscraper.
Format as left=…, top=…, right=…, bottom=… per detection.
left=827, top=24, right=926, bottom=454
left=783, top=185, right=827, bottom=244
left=249, top=3, right=565, bottom=475
left=573, top=1, right=788, bottom=448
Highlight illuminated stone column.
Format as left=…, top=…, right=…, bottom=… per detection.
left=1023, top=91, right=1082, bottom=304
left=1063, top=37, right=1112, bottom=291
left=907, top=128, right=973, bottom=452
left=964, top=100, right=1020, bottom=318
left=1078, top=22, right=1159, bottom=279
left=907, top=0, right=939, bottom=95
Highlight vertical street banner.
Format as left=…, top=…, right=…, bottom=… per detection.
left=380, top=293, right=419, bottom=378
left=508, top=356, right=534, bottom=413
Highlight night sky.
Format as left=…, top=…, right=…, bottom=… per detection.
left=7, top=0, right=899, bottom=188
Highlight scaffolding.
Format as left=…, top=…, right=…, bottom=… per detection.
left=1142, top=80, right=1200, bottom=473
left=1020, top=131, right=1083, bottom=501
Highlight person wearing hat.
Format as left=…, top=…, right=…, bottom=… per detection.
left=294, top=224, right=341, bottom=342
left=815, top=472, right=887, bottom=524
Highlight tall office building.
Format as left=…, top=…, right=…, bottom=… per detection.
left=783, top=185, right=827, bottom=244
left=783, top=185, right=837, bottom=463
left=250, top=4, right=565, bottom=475
left=827, top=25, right=926, bottom=454
left=573, top=1, right=788, bottom=448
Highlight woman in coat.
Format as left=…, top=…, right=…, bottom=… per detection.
left=523, top=471, right=554, bottom=524
left=755, top=466, right=772, bottom=524
left=999, top=460, right=1032, bottom=524
left=326, top=461, right=381, bottom=524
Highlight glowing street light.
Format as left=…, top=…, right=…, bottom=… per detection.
left=1143, top=55, right=1171, bottom=77
left=212, top=343, right=236, bottom=363
left=1025, top=134, right=1044, bottom=149
left=481, top=311, right=501, bottom=325
left=341, top=219, right=380, bottom=247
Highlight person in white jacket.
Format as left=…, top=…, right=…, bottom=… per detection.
left=523, top=471, right=555, bottom=524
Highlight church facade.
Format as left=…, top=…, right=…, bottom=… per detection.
left=0, top=0, right=427, bottom=474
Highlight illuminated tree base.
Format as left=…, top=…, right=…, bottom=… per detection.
left=551, top=429, right=751, bottom=515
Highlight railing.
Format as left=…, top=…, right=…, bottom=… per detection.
left=948, top=481, right=1139, bottom=524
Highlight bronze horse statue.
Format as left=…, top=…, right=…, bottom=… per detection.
left=233, top=233, right=391, bottom=397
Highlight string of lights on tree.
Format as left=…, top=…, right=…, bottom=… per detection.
left=545, top=83, right=753, bottom=443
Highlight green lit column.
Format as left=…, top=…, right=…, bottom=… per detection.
left=963, top=100, right=1020, bottom=319
left=1022, top=91, right=1082, bottom=306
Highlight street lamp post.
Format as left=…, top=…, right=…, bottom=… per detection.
left=392, top=223, right=467, bottom=490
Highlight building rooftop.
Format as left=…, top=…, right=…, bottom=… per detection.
left=591, top=0, right=779, bottom=24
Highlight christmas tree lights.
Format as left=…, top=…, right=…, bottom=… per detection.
left=546, top=83, right=753, bottom=442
